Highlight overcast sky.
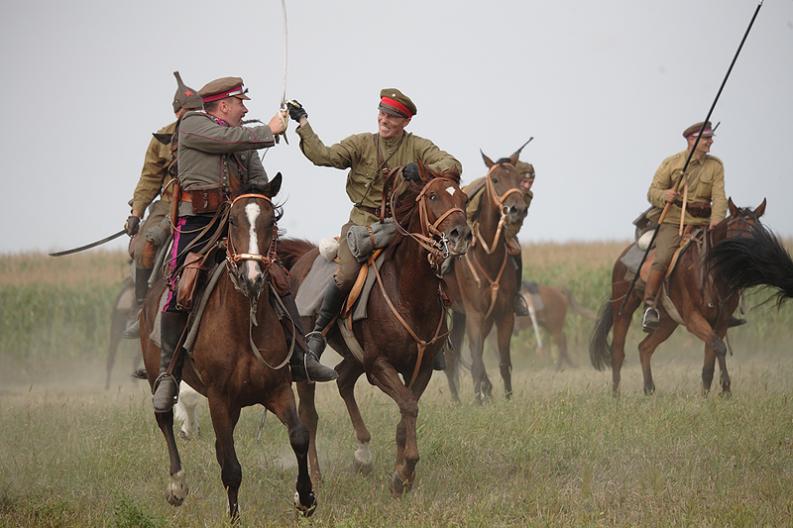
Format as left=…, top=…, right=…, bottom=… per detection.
left=1, top=0, right=791, bottom=254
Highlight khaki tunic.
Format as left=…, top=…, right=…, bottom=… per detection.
left=177, top=111, right=275, bottom=216
left=647, top=149, right=726, bottom=226
left=296, top=122, right=462, bottom=226
left=296, top=121, right=461, bottom=289
left=131, top=121, right=177, bottom=217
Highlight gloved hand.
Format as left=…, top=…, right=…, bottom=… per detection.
left=403, top=162, right=420, bottom=182
left=124, top=215, right=140, bottom=236
left=286, top=99, right=308, bottom=122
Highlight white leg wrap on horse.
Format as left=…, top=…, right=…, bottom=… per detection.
left=354, top=441, right=372, bottom=466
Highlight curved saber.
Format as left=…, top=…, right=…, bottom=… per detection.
left=263, top=0, right=289, bottom=160
left=48, top=229, right=126, bottom=257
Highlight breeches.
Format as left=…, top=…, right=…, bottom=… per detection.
left=651, top=223, right=682, bottom=272
left=132, top=200, right=171, bottom=269
left=164, top=215, right=215, bottom=312
left=334, top=222, right=362, bottom=291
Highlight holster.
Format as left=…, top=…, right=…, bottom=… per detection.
left=176, top=251, right=207, bottom=311
left=182, top=188, right=225, bottom=214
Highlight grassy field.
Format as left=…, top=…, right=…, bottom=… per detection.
left=1, top=245, right=792, bottom=527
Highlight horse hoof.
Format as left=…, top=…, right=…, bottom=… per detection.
left=389, top=471, right=411, bottom=497
left=353, top=442, right=373, bottom=475
left=294, top=491, right=317, bottom=517
left=166, top=470, right=188, bottom=507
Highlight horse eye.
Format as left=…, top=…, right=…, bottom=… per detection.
left=228, top=217, right=236, bottom=226
left=429, top=192, right=438, bottom=201
left=492, top=176, right=499, bottom=184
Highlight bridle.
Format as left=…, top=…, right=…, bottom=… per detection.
left=472, top=163, right=527, bottom=255
left=224, top=192, right=294, bottom=370
left=390, top=177, right=466, bottom=271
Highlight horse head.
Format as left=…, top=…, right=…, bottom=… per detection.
left=712, top=197, right=766, bottom=243
left=480, top=148, right=530, bottom=227
left=226, top=174, right=283, bottom=300
left=392, top=163, right=471, bottom=262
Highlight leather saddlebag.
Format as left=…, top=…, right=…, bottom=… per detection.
left=176, top=251, right=205, bottom=311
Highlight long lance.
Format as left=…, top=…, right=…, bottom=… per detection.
left=619, top=0, right=764, bottom=316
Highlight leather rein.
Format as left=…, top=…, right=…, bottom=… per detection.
left=224, top=193, right=294, bottom=371
left=380, top=177, right=465, bottom=386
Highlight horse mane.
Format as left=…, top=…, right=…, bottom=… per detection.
left=391, top=179, right=425, bottom=227
left=277, top=238, right=317, bottom=270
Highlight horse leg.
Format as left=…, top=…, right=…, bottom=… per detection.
left=105, top=309, right=126, bottom=389
left=495, top=312, right=515, bottom=399
left=716, top=329, right=731, bottom=395
left=175, top=381, right=201, bottom=440
left=155, top=410, right=189, bottom=507
left=207, top=394, right=243, bottom=520
left=466, top=317, right=492, bottom=403
left=368, top=357, right=425, bottom=497
left=609, top=309, right=631, bottom=397
left=296, top=381, right=321, bottom=483
left=637, top=317, right=677, bottom=395
left=333, top=357, right=371, bottom=474
left=682, top=311, right=728, bottom=396
left=266, top=383, right=317, bottom=517
left=444, top=311, right=466, bottom=403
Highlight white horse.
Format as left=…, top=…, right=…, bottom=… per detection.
left=174, top=381, right=203, bottom=439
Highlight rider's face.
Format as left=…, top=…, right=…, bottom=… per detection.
left=221, top=97, right=248, bottom=127
left=377, top=110, right=410, bottom=139
left=688, top=134, right=714, bottom=156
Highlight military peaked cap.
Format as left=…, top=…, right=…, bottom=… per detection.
left=682, top=120, right=714, bottom=139
left=379, top=88, right=417, bottom=118
left=199, top=77, right=250, bottom=103
left=172, top=71, right=202, bottom=112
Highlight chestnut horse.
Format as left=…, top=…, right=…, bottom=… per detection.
left=443, top=150, right=530, bottom=403
left=590, top=198, right=766, bottom=396
left=279, top=171, right=470, bottom=496
left=139, top=176, right=317, bottom=520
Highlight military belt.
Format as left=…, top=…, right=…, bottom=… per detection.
left=673, top=199, right=711, bottom=218
left=181, top=188, right=226, bottom=214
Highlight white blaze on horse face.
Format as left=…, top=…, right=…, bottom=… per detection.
left=244, top=203, right=262, bottom=281
left=445, top=186, right=456, bottom=196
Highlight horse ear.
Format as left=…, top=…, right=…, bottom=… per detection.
left=727, top=197, right=738, bottom=216
left=754, top=197, right=767, bottom=217
left=417, top=159, right=429, bottom=182
left=264, top=172, right=282, bottom=198
left=480, top=150, right=494, bottom=168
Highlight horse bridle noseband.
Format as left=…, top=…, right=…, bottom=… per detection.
left=225, top=193, right=277, bottom=271
left=473, top=163, right=527, bottom=255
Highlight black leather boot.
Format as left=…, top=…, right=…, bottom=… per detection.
left=511, top=254, right=529, bottom=316
left=304, top=282, right=346, bottom=376
left=641, top=268, right=664, bottom=333
left=278, top=292, right=337, bottom=383
left=152, top=311, right=188, bottom=413
left=124, top=267, right=152, bottom=339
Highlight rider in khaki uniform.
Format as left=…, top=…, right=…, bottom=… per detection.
left=123, top=72, right=203, bottom=338
left=642, top=120, right=727, bottom=331
left=285, top=89, right=462, bottom=366
left=151, top=76, right=336, bottom=413
left=464, top=158, right=535, bottom=315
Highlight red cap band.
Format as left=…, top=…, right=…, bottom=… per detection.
left=202, top=85, right=246, bottom=103
left=380, top=96, right=413, bottom=117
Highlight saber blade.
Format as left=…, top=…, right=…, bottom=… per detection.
left=48, top=229, right=127, bottom=257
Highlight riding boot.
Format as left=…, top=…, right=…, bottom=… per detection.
left=278, top=291, right=338, bottom=383
left=124, top=267, right=152, bottom=339
left=305, top=282, right=346, bottom=376
left=152, top=311, right=188, bottom=413
left=511, top=254, right=529, bottom=316
left=642, top=268, right=665, bottom=332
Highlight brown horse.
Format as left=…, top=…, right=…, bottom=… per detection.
left=513, top=282, right=596, bottom=370
left=442, top=150, right=530, bottom=403
left=590, top=198, right=766, bottom=396
left=279, top=171, right=470, bottom=496
left=139, top=176, right=317, bottom=520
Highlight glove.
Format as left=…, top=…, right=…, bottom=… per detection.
left=403, top=162, right=420, bottom=182
left=286, top=99, right=308, bottom=122
left=124, top=215, right=140, bottom=236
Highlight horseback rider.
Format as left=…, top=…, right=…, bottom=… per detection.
left=123, top=72, right=203, bottom=339
left=285, top=89, right=462, bottom=369
left=152, top=76, right=337, bottom=413
left=641, top=120, right=727, bottom=331
left=464, top=157, right=534, bottom=316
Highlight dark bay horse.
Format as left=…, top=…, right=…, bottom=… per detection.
left=590, top=198, right=766, bottom=396
left=279, top=170, right=470, bottom=496
left=139, top=176, right=317, bottom=520
left=443, top=150, right=530, bottom=403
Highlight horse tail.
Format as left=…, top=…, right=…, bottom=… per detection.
left=589, top=301, right=613, bottom=371
left=277, top=238, right=317, bottom=270
left=709, top=224, right=793, bottom=306
left=561, top=287, right=598, bottom=320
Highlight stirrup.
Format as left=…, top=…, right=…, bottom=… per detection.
left=641, top=305, right=660, bottom=333
left=513, top=294, right=530, bottom=317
